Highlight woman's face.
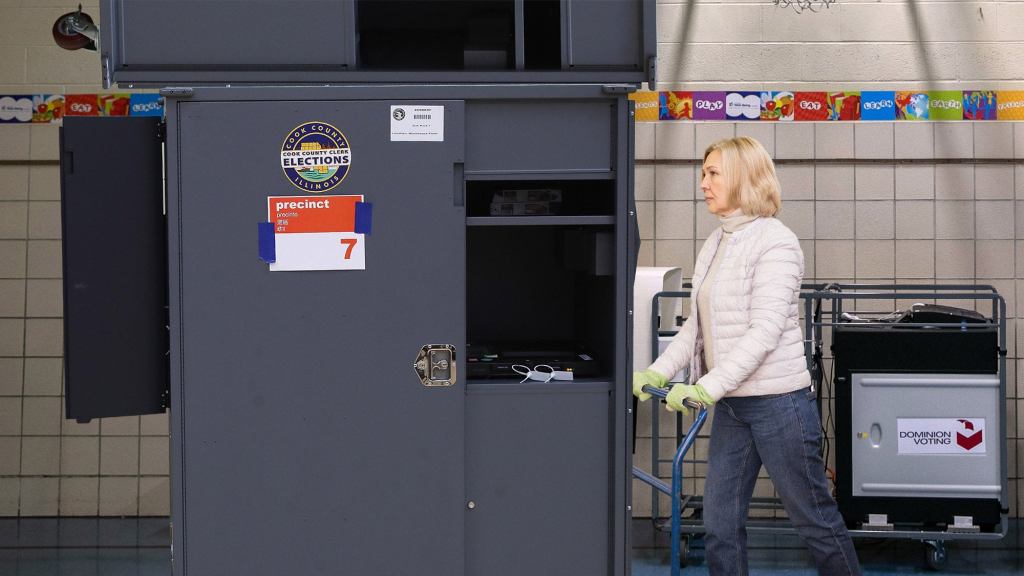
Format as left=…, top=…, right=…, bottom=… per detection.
left=701, top=149, right=735, bottom=216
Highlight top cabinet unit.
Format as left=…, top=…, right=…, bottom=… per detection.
left=100, top=0, right=655, bottom=86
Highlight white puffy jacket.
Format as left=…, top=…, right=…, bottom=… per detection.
left=648, top=217, right=810, bottom=401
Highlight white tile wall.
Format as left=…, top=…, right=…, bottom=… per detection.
left=656, top=122, right=694, bottom=160
left=855, top=240, right=895, bottom=278
left=815, top=165, right=855, bottom=200
left=936, top=240, right=976, bottom=278
left=976, top=201, right=1016, bottom=239
left=975, top=123, right=1014, bottom=159
left=977, top=240, right=1015, bottom=279
left=655, top=165, right=693, bottom=201
left=895, top=201, right=935, bottom=239
left=935, top=201, right=976, bottom=239
left=935, top=165, right=975, bottom=200
left=854, top=165, right=895, bottom=200
left=895, top=240, right=935, bottom=278
left=0, top=358, right=22, bottom=396
left=895, top=123, right=934, bottom=159
left=815, top=241, right=855, bottom=279
left=815, top=123, right=854, bottom=159
left=0, top=279, right=26, bottom=317
left=0, top=166, right=28, bottom=200
left=976, top=165, right=1015, bottom=200
left=777, top=165, right=814, bottom=201
left=855, top=124, right=894, bottom=159
left=855, top=201, right=895, bottom=239
left=635, top=165, right=654, bottom=201
left=776, top=123, right=814, bottom=159
left=935, top=123, right=974, bottom=159
left=815, top=202, right=855, bottom=239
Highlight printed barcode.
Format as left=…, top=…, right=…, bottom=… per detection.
left=414, top=114, right=431, bottom=119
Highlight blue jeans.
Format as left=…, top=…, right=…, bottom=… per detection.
left=703, top=387, right=861, bottom=576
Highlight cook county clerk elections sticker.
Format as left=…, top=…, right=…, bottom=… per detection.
left=281, top=121, right=351, bottom=193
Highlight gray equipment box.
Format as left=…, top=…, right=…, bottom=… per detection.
left=62, top=84, right=637, bottom=576
left=849, top=373, right=1001, bottom=501
left=99, top=0, right=657, bottom=86
left=833, top=323, right=1004, bottom=530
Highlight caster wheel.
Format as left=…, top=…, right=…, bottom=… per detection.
left=924, top=540, right=947, bottom=571
left=678, top=536, right=689, bottom=567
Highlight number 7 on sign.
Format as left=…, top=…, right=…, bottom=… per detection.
left=340, top=238, right=358, bottom=259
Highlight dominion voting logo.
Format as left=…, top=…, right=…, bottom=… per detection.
left=280, top=121, right=351, bottom=193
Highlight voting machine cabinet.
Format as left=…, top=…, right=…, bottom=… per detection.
left=832, top=307, right=1005, bottom=534
left=59, top=2, right=652, bottom=575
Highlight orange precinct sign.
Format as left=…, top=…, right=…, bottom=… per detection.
left=267, top=194, right=365, bottom=271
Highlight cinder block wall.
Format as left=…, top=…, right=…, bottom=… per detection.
left=0, top=1, right=170, bottom=517
left=636, top=1, right=1024, bottom=520
left=655, top=0, right=1024, bottom=91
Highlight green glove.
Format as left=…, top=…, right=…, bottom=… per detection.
left=665, top=383, right=715, bottom=414
left=632, top=370, right=669, bottom=402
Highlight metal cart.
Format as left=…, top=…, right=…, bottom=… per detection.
left=632, top=283, right=1008, bottom=572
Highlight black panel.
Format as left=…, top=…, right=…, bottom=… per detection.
left=61, top=117, right=168, bottom=421
left=831, top=326, right=1001, bottom=530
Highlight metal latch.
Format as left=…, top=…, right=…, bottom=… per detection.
left=413, top=344, right=456, bottom=387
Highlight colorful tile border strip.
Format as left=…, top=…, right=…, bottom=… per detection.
left=0, top=94, right=164, bottom=123
left=630, top=91, right=1024, bottom=122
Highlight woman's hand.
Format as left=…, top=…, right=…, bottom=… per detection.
left=665, top=383, right=715, bottom=414
left=632, top=370, right=669, bottom=401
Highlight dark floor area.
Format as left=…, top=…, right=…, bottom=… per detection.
left=0, top=518, right=1020, bottom=575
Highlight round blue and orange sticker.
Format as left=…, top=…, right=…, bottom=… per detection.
left=280, top=121, right=351, bottom=193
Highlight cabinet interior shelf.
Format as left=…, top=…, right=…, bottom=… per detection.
left=465, top=379, right=614, bottom=392
left=466, top=215, right=614, bottom=226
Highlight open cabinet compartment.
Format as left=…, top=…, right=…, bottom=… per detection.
left=467, top=224, right=615, bottom=382
left=358, top=0, right=517, bottom=70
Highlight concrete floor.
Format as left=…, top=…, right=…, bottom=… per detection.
left=0, top=518, right=1020, bottom=575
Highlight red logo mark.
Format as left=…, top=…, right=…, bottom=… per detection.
left=956, top=419, right=983, bottom=451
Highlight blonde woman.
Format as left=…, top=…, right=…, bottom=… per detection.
left=633, top=137, right=861, bottom=575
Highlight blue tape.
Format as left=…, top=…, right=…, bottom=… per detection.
left=355, top=202, right=373, bottom=235
left=258, top=222, right=276, bottom=263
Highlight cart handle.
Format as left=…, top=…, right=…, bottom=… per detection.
left=642, top=384, right=705, bottom=411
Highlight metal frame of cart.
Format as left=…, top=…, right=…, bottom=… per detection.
left=632, top=283, right=1008, bottom=573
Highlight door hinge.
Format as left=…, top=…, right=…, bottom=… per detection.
left=602, top=84, right=638, bottom=95
left=159, top=87, right=194, bottom=98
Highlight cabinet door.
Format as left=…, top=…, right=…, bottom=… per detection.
left=105, top=0, right=355, bottom=75
left=565, top=0, right=647, bottom=73
left=465, top=383, right=612, bottom=576
left=60, top=117, right=168, bottom=421
left=172, top=99, right=466, bottom=576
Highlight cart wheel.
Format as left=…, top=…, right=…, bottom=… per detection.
left=923, top=540, right=947, bottom=571
left=678, top=536, right=689, bottom=567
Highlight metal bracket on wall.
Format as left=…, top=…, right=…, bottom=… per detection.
left=413, top=344, right=457, bottom=387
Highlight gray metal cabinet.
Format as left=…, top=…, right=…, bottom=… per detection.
left=99, top=0, right=656, bottom=85
left=65, top=2, right=644, bottom=573
left=152, top=84, right=634, bottom=575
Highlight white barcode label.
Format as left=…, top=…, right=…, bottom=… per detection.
left=391, top=105, right=444, bottom=142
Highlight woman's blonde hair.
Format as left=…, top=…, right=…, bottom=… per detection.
left=704, top=136, right=781, bottom=217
